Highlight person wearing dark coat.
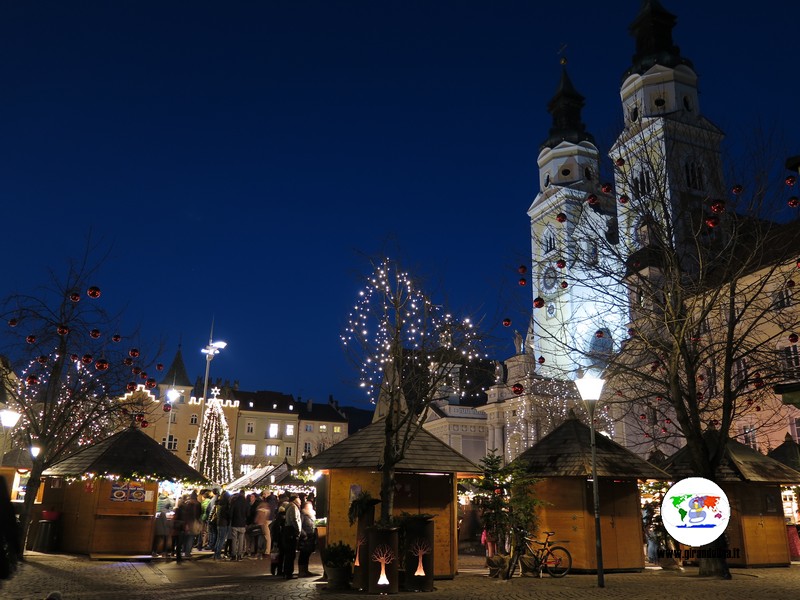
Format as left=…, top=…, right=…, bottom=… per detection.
left=213, top=491, right=232, bottom=560
left=229, top=490, right=249, bottom=561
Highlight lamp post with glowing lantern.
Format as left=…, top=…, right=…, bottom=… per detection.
left=191, top=331, right=226, bottom=473
left=165, top=388, right=180, bottom=451
left=575, top=370, right=606, bottom=588
left=0, top=408, right=22, bottom=467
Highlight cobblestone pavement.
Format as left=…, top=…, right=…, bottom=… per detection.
left=3, top=552, right=800, bottom=600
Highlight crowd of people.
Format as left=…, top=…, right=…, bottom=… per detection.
left=153, top=488, right=319, bottom=579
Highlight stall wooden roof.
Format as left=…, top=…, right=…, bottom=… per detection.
left=513, top=415, right=670, bottom=480
left=44, top=426, right=208, bottom=483
left=662, top=430, right=800, bottom=484
left=300, top=419, right=482, bottom=476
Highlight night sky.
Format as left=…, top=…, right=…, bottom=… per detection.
left=3, top=1, right=799, bottom=409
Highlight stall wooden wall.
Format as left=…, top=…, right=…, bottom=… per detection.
left=721, top=482, right=789, bottom=567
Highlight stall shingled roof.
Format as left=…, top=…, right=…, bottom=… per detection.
left=44, top=426, right=208, bottom=483
left=513, top=413, right=670, bottom=480
left=300, top=419, right=481, bottom=476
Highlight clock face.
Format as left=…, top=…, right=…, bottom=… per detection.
left=542, top=267, right=558, bottom=291
left=546, top=303, right=556, bottom=318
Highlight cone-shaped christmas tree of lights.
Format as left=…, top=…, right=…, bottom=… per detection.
left=189, top=387, right=234, bottom=484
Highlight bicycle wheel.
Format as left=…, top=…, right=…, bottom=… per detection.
left=544, top=546, right=572, bottom=577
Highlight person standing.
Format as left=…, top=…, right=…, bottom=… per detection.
left=229, top=490, right=249, bottom=561
left=213, top=491, right=231, bottom=561
left=182, top=491, right=202, bottom=557
left=152, top=489, right=174, bottom=557
left=253, top=494, right=270, bottom=560
left=297, top=501, right=318, bottom=577
left=282, top=495, right=302, bottom=579
left=204, top=488, right=219, bottom=550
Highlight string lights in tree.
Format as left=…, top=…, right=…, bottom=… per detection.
left=189, top=387, right=234, bottom=484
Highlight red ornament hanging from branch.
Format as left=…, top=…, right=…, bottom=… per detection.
left=517, top=265, right=527, bottom=275
left=533, top=297, right=545, bottom=308
left=788, top=280, right=796, bottom=288
left=587, top=194, right=598, bottom=205
left=69, top=292, right=81, bottom=303
left=601, top=183, right=613, bottom=194
left=710, top=200, right=725, bottom=214
left=619, top=194, right=629, bottom=204
left=560, top=281, right=568, bottom=289
left=156, top=363, right=164, bottom=371
left=502, top=318, right=511, bottom=327
left=87, top=286, right=101, bottom=299
left=146, top=378, right=157, bottom=389
left=163, top=404, right=172, bottom=412
left=615, top=158, right=625, bottom=167
left=37, top=355, right=48, bottom=365
left=518, top=277, right=527, bottom=286
left=731, top=184, right=743, bottom=195
left=790, top=333, right=799, bottom=344
left=57, top=324, right=69, bottom=336
left=8, top=319, right=18, bottom=327
left=90, top=329, right=101, bottom=339
left=512, top=383, right=524, bottom=395
left=26, top=375, right=39, bottom=386
left=129, top=348, right=140, bottom=358
left=705, top=216, right=719, bottom=228
left=556, top=212, right=567, bottom=223
left=789, top=197, right=800, bottom=208
left=140, top=420, right=149, bottom=428
left=126, top=382, right=137, bottom=393
left=112, top=334, right=122, bottom=342
left=95, top=359, right=109, bottom=371
left=123, top=357, right=133, bottom=366
left=556, top=259, right=566, bottom=269
left=537, top=356, right=545, bottom=364
left=786, top=175, right=797, bottom=186
left=81, top=354, right=93, bottom=364
left=595, top=330, right=604, bottom=338
left=26, top=335, right=36, bottom=344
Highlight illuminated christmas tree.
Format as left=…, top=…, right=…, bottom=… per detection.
left=189, top=387, right=234, bottom=484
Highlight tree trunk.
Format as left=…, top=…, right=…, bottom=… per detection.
left=20, top=458, right=45, bottom=551
left=379, top=461, right=395, bottom=525
left=698, top=535, right=731, bottom=578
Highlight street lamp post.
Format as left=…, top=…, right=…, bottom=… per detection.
left=193, top=333, right=226, bottom=473
left=0, top=408, right=22, bottom=467
left=165, top=388, right=180, bottom=451
left=575, top=371, right=606, bottom=588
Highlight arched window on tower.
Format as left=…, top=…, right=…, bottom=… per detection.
left=543, top=227, right=557, bottom=255
left=632, top=169, right=652, bottom=198
left=684, top=161, right=705, bottom=191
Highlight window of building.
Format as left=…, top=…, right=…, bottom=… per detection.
left=632, top=169, right=652, bottom=198
left=742, top=425, right=757, bottom=450
left=268, top=423, right=279, bottom=438
left=286, top=424, right=294, bottom=436
left=543, top=228, right=557, bottom=255
left=733, top=357, right=748, bottom=389
left=305, top=424, right=313, bottom=432
left=684, top=161, right=704, bottom=191
left=169, top=412, right=177, bottom=424
left=319, top=425, right=328, bottom=433
left=303, top=442, right=312, bottom=455
left=773, top=288, right=793, bottom=310
left=190, top=413, right=198, bottom=425
left=333, top=425, right=341, bottom=434
left=265, top=445, right=279, bottom=456
left=783, top=344, right=800, bottom=379
left=241, top=443, right=256, bottom=456
left=162, top=435, right=178, bottom=451
left=285, top=446, right=292, bottom=457
left=240, top=464, right=253, bottom=475
left=246, top=421, right=254, bottom=434
left=187, top=439, right=195, bottom=454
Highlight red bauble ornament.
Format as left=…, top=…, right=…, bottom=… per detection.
left=650, top=361, right=659, bottom=372
left=129, top=348, right=140, bottom=358
left=8, top=318, right=18, bottom=327
left=518, top=265, right=527, bottom=275
left=587, top=194, right=598, bottom=205
left=81, top=354, right=93, bottom=364
left=639, top=413, right=647, bottom=420
left=644, top=433, right=651, bottom=438
left=90, top=329, right=101, bottom=339
left=601, top=182, right=613, bottom=194
left=512, top=383, right=524, bottom=395
left=25, top=335, right=36, bottom=344
left=156, top=363, right=164, bottom=371
left=163, top=404, right=172, bottom=412
left=595, top=330, right=604, bottom=338
left=135, top=413, right=144, bottom=422
left=132, top=366, right=142, bottom=375
left=628, top=327, right=637, bottom=337
left=556, top=212, right=567, bottom=223
left=619, top=194, right=629, bottom=204
left=537, top=356, right=545, bottom=364
left=533, top=297, right=545, bottom=308
left=140, top=420, right=149, bottom=428
left=796, top=259, right=800, bottom=269
left=26, top=375, right=39, bottom=386
left=556, top=259, right=566, bottom=269
left=656, top=396, right=663, bottom=402
left=70, top=354, right=79, bottom=362
left=112, top=334, right=122, bottom=343
left=788, top=280, right=796, bottom=288
left=140, top=371, right=148, bottom=380
left=37, top=355, right=48, bottom=364
left=95, top=359, right=109, bottom=371
left=69, top=292, right=81, bottom=303
left=786, top=175, right=797, bottom=186
left=665, top=418, right=671, bottom=424
left=123, top=357, right=133, bottom=366
left=146, top=378, right=157, bottom=389
left=790, top=333, right=799, bottom=344
left=518, top=277, right=527, bottom=286
left=57, top=324, right=69, bottom=336
left=87, top=286, right=101, bottom=299
left=615, top=158, right=625, bottom=167
left=705, top=216, right=719, bottom=228
left=731, top=184, right=743, bottom=195
left=502, top=318, right=512, bottom=327
left=710, top=200, right=725, bottom=214
left=126, top=382, right=137, bottom=392
left=560, top=281, right=568, bottom=289
left=660, top=427, right=667, bottom=434
left=789, top=197, right=800, bottom=208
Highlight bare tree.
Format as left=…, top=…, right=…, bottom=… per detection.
left=409, top=538, right=431, bottom=576
left=371, top=543, right=395, bottom=586
left=342, top=258, right=487, bottom=523
left=0, top=255, right=157, bottom=541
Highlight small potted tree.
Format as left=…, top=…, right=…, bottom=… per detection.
left=322, top=541, right=355, bottom=590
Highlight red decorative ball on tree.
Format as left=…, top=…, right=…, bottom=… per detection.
left=533, top=297, right=545, bottom=308
left=26, top=335, right=36, bottom=344
left=601, top=183, right=613, bottom=194
left=615, top=158, right=625, bottom=167
left=595, top=330, right=604, bottom=338
left=135, top=413, right=145, bottom=422
left=140, top=371, right=149, bottom=380
left=112, top=334, right=122, bottom=343
left=656, top=396, right=663, bottom=402
left=132, top=366, right=142, bottom=375
left=502, top=318, right=511, bottom=327
left=639, top=413, right=646, bottom=420
left=518, top=277, right=527, bottom=286
left=660, top=427, right=667, bottom=434
left=537, top=356, right=545, bottom=364
left=129, top=348, right=140, bottom=358
left=69, top=292, right=81, bottom=303
left=556, top=212, right=567, bottom=223
left=57, top=324, right=69, bottom=336
left=8, top=319, right=18, bottom=327
left=710, top=200, right=725, bottom=214
left=26, top=375, right=39, bottom=386
left=628, top=327, right=637, bottom=337
left=619, top=194, right=629, bottom=204
left=560, top=281, right=568, bottom=289
left=146, top=378, right=157, bottom=389
left=789, top=197, right=800, bottom=208
left=788, top=280, right=796, bottom=288
left=123, top=357, right=133, bottom=366
left=87, top=286, right=101, bottom=299
left=556, top=259, right=566, bottom=268
left=790, top=333, right=799, bottom=344
left=786, top=175, right=797, bottom=186
left=141, top=420, right=149, bottom=428
left=70, top=354, right=79, bottom=362
left=512, top=383, right=524, bottom=395
left=796, top=259, right=800, bottom=269
left=37, top=355, right=48, bottom=364
left=90, top=329, right=101, bottom=339
left=705, top=216, right=719, bottom=228
left=731, top=184, right=743, bottom=195
left=126, top=382, right=137, bottom=392
left=518, top=265, right=527, bottom=275
left=95, top=359, right=109, bottom=371
left=163, top=404, right=172, bottom=413
left=587, top=194, right=598, bottom=205
left=156, top=363, right=164, bottom=371
left=81, top=354, right=93, bottom=364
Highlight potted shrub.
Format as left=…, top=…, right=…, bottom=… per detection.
left=322, top=541, right=355, bottom=590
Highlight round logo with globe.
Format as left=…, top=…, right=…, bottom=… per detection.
left=661, top=477, right=730, bottom=546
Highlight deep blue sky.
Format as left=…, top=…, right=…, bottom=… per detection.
left=3, top=1, right=799, bottom=408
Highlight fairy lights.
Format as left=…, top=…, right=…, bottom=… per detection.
left=189, top=388, right=234, bottom=484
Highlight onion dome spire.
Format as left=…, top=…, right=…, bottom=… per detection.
left=541, top=59, right=595, bottom=150
left=625, top=0, right=693, bottom=78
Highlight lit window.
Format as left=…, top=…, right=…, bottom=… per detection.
left=241, top=443, right=256, bottom=456
left=319, top=425, right=328, bottom=433
left=246, top=421, right=254, bottom=434
left=268, top=423, right=279, bottom=438
left=305, top=424, right=313, bottom=432
left=190, top=414, right=198, bottom=425
left=285, top=446, right=292, bottom=457
left=265, top=445, right=279, bottom=456
left=733, top=358, right=748, bottom=389
left=240, top=464, right=253, bottom=475
left=286, top=424, right=294, bottom=436
left=783, top=344, right=800, bottom=379
left=742, top=425, right=757, bottom=450
left=333, top=425, right=341, bottom=434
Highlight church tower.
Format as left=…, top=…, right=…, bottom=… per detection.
left=527, top=65, right=626, bottom=379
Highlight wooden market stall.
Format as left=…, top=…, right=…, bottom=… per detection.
left=301, top=419, right=482, bottom=579
left=768, top=433, right=800, bottom=559
left=662, top=430, right=800, bottom=567
left=34, top=426, right=206, bottom=557
left=512, top=414, right=670, bottom=573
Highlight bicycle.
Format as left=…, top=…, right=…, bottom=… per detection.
left=506, top=528, right=572, bottom=579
